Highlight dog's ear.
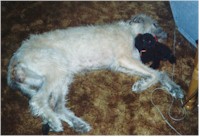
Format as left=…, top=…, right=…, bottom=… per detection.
left=135, top=34, right=143, bottom=44
left=135, top=34, right=144, bottom=51
left=137, top=33, right=143, bottom=37
left=129, top=14, right=144, bottom=24
left=132, top=16, right=144, bottom=23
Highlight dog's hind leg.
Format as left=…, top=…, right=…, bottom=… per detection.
left=57, top=103, right=92, bottom=133
left=49, top=83, right=92, bottom=133
left=29, top=77, right=64, bottom=132
left=8, top=62, right=63, bottom=132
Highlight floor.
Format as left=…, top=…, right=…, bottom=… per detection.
left=1, top=1, right=198, bottom=135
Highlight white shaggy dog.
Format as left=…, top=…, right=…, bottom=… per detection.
left=7, top=14, right=183, bottom=133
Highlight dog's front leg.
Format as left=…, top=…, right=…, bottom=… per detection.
left=115, top=57, right=184, bottom=98
left=159, top=72, right=184, bottom=98
left=150, top=58, right=160, bottom=69
left=116, top=57, right=160, bottom=92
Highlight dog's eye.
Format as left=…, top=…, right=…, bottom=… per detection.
left=153, top=23, right=158, bottom=28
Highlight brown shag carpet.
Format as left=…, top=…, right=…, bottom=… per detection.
left=1, top=1, right=198, bottom=135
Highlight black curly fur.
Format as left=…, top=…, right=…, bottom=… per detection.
left=135, top=33, right=176, bottom=69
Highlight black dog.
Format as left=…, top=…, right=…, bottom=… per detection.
left=135, top=33, right=176, bottom=69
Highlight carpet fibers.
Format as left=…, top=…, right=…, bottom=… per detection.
left=1, top=1, right=198, bottom=135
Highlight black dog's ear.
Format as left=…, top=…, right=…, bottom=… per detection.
left=135, top=34, right=143, bottom=43
left=137, top=33, right=143, bottom=37
left=135, top=33, right=143, bottom=41
left=135, top=34, right=144, bottom=51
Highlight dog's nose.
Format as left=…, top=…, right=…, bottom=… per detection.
left=160, top=31, right=167, bottom=39
left=154, top=29, right=167, bottom=40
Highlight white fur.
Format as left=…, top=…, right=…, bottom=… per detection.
left=7, top=14, right=183, bottom=133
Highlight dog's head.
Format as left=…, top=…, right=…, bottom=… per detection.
left=128, top=14, right=167, bottom=41
left=135, top=33, right=156, bottom=52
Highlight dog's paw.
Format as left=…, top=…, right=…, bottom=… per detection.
left=72, top=117, right=91, bottom=133
left=170, top=86, right=184, bottom=99
left=132, top=78, right=147, bottom=92
left=48, top=117, right=63, bottom=132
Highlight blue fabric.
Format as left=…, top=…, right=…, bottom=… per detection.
left=170, top=1, right=198, bottom=47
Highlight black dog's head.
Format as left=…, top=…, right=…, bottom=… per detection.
left=135, top=33, right=156, bottom=52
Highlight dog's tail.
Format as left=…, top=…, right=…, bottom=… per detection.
left=7, top=55, right=44, bottom=97
left=7, top=55, right=20, bottom=89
